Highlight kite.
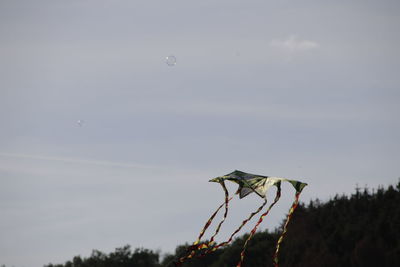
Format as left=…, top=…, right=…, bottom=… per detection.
left=174, top=170, right=307, bottom=267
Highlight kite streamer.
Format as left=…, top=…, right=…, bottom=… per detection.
left=175, top=170, right=307, bottom=267
left=208, top=181, right=230, bottom=245
left=199, top=198, right=268, bottom=257
left=175, top=182, right=231, bottom=266
left=236, top=185, right=281, bottom=267
left=273, top=191, right=302, bottom=267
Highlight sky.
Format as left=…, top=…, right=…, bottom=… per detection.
left=0, top=0, right=399, bottom=266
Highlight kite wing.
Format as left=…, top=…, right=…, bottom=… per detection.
left=210, top=170, right=307, bottom=198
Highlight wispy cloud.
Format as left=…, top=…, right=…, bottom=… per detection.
left=0, top=153, right=155, bottom=169
left=270, top=35, right=320, bottom=52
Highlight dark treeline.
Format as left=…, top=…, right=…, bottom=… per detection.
left=44, top=180, right=400, bottom=267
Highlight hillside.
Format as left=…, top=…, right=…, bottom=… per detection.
left=44, top=180, right=400, bottom=267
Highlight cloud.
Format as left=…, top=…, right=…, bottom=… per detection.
left=270, top=35, right=320, bottom=52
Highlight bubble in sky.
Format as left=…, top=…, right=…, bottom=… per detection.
left=165, top=55, right=177, bottom=66
left=77, top=120, right=84, bottom=127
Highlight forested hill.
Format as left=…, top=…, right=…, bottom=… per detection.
left=44, top=181, right=400, bottom=267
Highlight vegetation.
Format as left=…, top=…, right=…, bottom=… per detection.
left=44, top=246, right=160, bottom=267
left=44, top=180, right=400, bottom=267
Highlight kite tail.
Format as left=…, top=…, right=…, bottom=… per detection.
left=236, top=188, right=282, bottom=267
left=199, top=199, right=268, bottom=258
left=272, top=191, right=302, bottom=267
left=174, top=200, right=226, bottom=266
left=208, top=181, right=230, bottom=245
left=175, top=184, right=232, bottom=266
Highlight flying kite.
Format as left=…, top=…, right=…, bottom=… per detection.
left=175, top=170, right=307, bottom=267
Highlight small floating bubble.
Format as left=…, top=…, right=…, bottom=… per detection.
left=166, top=55, right=177, bottom=66
left=77, top=120, right=84, bottom=127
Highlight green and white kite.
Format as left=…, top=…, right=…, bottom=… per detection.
left=175, top=170, right=307, bottom=267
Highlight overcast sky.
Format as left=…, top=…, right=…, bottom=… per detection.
left=1, top=0, right=399, bottom=266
